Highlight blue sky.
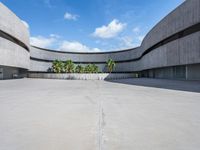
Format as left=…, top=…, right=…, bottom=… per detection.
left=2, top=0, right=184, bottom=52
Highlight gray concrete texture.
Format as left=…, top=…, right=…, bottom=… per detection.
left=0, top=37, right=30, bottom=69
left=0, top=78, right=200, bottom=150
left=0, top=3, right=30, bottom=46
left=0, top=3, right=30, bottom=70
left=187, top=64, right=200, bottom=80
left=141, top=0, right=200, bottom=51
left=28, top=73, right=134, bottom=80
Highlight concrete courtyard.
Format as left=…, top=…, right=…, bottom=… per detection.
left=0, top=78, right=200, bottom=150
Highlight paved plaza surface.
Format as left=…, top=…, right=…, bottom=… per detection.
left=0, top=78, right=200, bottom=150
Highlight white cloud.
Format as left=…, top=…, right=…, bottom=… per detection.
left=132, top=27, right=140, bottom=33
left=59, top=41, right=101, bottom=52
left=64, top=12, right=79, bottom=21
left=21, top=20, right=29, bottom=29
left=137, top=35, right=145, bottom=42
left=50, top=34, right=60, bottom=38
left=30, top=34, right=102, bottom=52
left=92, top=19, right=126, bottom=39
left=120, top=36, right=137, bottom=48
left=30, top=36, right=57, bottom=48
left=117, top=35, right=146, bottom=49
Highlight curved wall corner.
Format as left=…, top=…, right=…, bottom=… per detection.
left=0, top=3, right=30, bottom=79
left=141, top=0, right=200, bottom=52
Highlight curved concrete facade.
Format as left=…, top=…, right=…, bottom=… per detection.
left=1, top=0, right=200, bottom=80
left=0, top=3, right=30, bottom=79
left=30, top=46, right=138, bottom=72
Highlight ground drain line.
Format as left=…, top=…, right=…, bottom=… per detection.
left=98, top=99, right=104, bottom=150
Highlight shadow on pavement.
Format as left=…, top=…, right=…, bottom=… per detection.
left=107, top=78, right=200, bottom=93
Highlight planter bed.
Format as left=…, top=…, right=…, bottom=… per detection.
left=28, top=73, right=134, bottom=80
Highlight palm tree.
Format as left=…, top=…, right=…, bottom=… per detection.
left=84, top=64, right=92, bottom=73
left=91, top=64, right=99, bottom=73
left=52, top=60, right=65, bottom=73
left=106, top=59, right=116, bottom=73
left=64, top=60, right=75, bottom=73
left=75, top=65, right=84, bottom=73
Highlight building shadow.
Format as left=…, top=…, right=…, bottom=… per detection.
left=106, top=78, right=200, bottom=93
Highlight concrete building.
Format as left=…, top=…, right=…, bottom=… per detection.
left=0, top=0, right=200, bottom=80
left=0, top=3, right=30, bottom=79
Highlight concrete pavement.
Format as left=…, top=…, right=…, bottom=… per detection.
left=0, top=78, right=200, bottom=150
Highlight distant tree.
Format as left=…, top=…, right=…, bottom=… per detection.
left=75, top=65, right=84, bottom=73
left=64, top=60, right=75, bottom=73
left=106, top=59, right=116, bottom=73
left=84, top=64, right=92, bottom=73
left=83, top=64, right=98, bottom=73
left=52, top=60, right=65, bottom=73
left=91, top=64, right=99, bottom=73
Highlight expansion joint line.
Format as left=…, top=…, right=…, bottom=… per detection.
left=98, top=98, right=103, bottom=150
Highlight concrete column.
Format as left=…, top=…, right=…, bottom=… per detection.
left=186, top=65, right=188, bottom=80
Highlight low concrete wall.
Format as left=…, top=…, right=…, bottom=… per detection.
left=28, top=73, right=134, bottom=80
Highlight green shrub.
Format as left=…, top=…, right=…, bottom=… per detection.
left=64, top=60, right=75, bottom=73
left=83, top=64, right=99, bottom=73
left=84, top=64, right=92, bottom=73
left=75, top=65, right=84, bottom=73
left=91, top=64, right=99, bottom=73
left=52, top=60, right=65, bottom=73
left=52, top=60, right=100, bottom=74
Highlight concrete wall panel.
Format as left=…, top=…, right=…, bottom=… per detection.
left=142, top=0, right=200, bottom=51
left=0, top=37, right=30, bottom=69
left=0, top=3, right=29, bottom=47
left=0, top=2, right=30, bottom=72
